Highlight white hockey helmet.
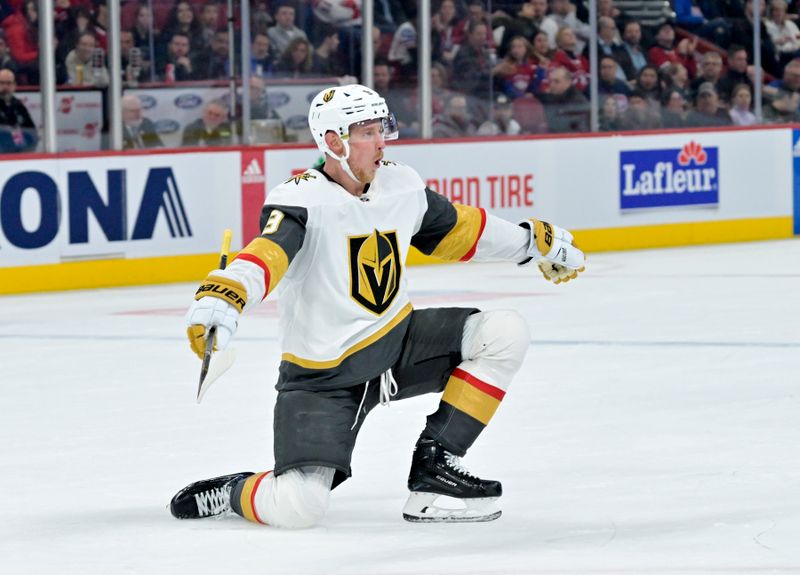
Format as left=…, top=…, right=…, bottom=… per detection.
left=308, top=84, right=398, bottom=159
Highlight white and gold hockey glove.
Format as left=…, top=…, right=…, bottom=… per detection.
left=519, top=218, right=585, bottom=284
left=186, top=272, right=247, bottom=359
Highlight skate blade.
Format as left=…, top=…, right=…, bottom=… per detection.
left=402, top=492, right=501, bottom=523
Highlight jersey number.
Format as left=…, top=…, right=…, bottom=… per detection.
left=262, top=210, right=285, bottom=235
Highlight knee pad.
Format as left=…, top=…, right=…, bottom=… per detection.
left=253, top=466, right=334, bottom=529
left=461, top=310, right=530, bottom=382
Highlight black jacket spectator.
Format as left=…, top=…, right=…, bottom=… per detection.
left=123, top=118, right=163, bottom=150
left=0, top=94, right=37, bottom=153
left=540, top=86, right=590, bottom=133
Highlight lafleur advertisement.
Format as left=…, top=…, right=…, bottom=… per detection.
left=619, top=141, right=719, bottom=210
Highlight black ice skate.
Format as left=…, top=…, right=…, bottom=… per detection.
left=403, top=438, right=502, bottom=523
left=169, top=472, right=252, bottom=519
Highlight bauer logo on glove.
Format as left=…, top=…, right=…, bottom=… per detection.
left=518, top=218, right=585, bottom=284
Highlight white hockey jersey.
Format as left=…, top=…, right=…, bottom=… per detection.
left=220, top=161, right=529, bottom=390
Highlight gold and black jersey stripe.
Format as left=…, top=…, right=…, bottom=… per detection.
left=411, top=188, right=486, bottom=262
left=233, top=203, right=307, bottom=299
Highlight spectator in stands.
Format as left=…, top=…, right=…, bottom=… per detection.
left=648, top=23, right=697, bottom=77
left=2, top=0, right=38, bottom=85
left=92, top=1, right=109, bottom=52
left=433, top=93, right=476, bottom=138
left=529, top=0, right=559, bottom=49
left=120, top=30, right=145, bottom=85
left=598, top=0, right=621, bottom=21
left=690, top=52, right=724, bottom=101
left=0, top=34, right=18, bottom=75
left=599, top=55, right=632, bottom=99
left=660, top=88, right=689, bottom=128
left=718, top=45, right=754, bottom=102
left=57, top=6, right=95, bottom=64
left=686, top=82, right=733, bottom=127
left=66, top=32, right=109, bottom=87
left=236, top=75, right=286, bottom=143
left=616, top=20, right=647, bottom=82
left=547, top=0, right=591, bottom=53
left=477, top=93, right=522, bottom=136
left=388, top=11, right=418, bottom=80
left=728, top=83, right=757, bottom=125
left=159, top=1, right=204, bottom=56
left=765, top=0, right=800, bottom=68
left=374, top=59, right=417, bottom=136
left=663, top=62, right=691, bottom=100
left=274, top=37, right=315, bottom=78
left=496, top=36, right=545, bottom=99
left=267, top=2, right=308, bottom=57
left=131, top=3, right=155, bottom=70
left=595, top=16, right=622, bottom=61
left=553, top=27, right=590, bottom=93
left=182, top=101, right=232, bottom=147
left=121, top=94, right=163, bottom=149
left=531, top=29, right=555, bottom=70
left=454, top=0, right=494, bottom=48
left=195, top=29, right=229, bottom=80
left=540, top=66, right=590, bottom=133
left=765, top=57, right=800, bottom=101
left=634, top=65, right=662, bottom=104
left=763, top=88, right=800, bottom=122
left=451, top=20, right=493, bottom=101
left=158, top=32, right=197, bottom=81
left=431, top=0, right=463, bottom=65
left=198, top=2, right=221, bottom=46
left=251, top=0, right=273, bottom=36
left=251, top=32, right=276, bottom=78
left=311, top=25, right=343, bottom=77
left=619, top=90, right=662, bottom=130
left=731, top=0, right=779, bottom=76
left=0, top=68, right=36, bottom=152
left=599, top=95, right=622, bottom=131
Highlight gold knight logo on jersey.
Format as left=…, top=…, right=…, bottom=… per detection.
left=348, top=229, right=402, bottom=315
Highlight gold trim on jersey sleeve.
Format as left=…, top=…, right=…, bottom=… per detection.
left=237, top=237, right=289, bottom=295
left=429, top=204, right=484, bottom=262
left=281, top=302, right=413, bottom=369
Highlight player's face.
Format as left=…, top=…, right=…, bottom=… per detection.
left=347, top=120, right=386, bottom=183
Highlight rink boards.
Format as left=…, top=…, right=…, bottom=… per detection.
left=0, top=126, right=797, bottom=294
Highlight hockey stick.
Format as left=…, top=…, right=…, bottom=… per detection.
left=196, top=229, right=236, bottom=404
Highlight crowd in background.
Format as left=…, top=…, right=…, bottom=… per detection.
left=3, top=0, right=800, bottom=151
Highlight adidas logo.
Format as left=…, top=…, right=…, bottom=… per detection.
left=242, top=158, right=265, bottom=184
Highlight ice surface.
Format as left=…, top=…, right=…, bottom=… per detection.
left=1, top=240, right=799, bottom=575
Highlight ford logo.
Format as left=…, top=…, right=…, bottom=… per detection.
left=267, top=91, right=291, bottom=108
left=154, top=119, right=181, bottom=134
left=174, top=94, right=203, bottom=109
left=285, top=115, right=308, bottom=130
left=139, top=94, right=157, bottom=109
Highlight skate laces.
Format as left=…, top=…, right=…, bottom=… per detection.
left=444, top=452, right=476, bottom=479
left=350, top=370, right=398, bottom=430
left=193, top=484, right=231, bottom=517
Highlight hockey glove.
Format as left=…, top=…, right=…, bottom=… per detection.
left=519, top=218, right=585, bottom=284
left=186, top=273, right=247, bottom=359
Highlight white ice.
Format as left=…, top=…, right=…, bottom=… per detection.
left=1, top=240, right=799, bottom=575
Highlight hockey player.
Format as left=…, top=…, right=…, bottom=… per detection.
left=170, top=84, right=585, bottom=527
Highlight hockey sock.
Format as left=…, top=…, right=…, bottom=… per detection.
left=423, top=310, right=529, bottom=454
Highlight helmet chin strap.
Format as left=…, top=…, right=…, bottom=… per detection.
left=326, top=140, right=363, bottom=185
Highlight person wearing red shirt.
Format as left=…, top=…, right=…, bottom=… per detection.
left=647, top=22, right=697, bottom=78
left=552, top=27, right=590, bottom=93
